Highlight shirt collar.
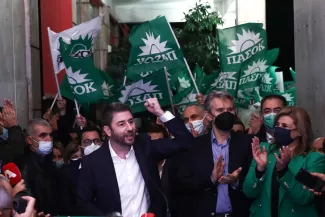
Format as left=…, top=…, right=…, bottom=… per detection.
left=211, top=130, right=231, bottom=146
left=266, top=132, right=274, bottom=144
left=109, top=140, right=134, bottom=159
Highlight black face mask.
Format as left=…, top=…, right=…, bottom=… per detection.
left=214, top=112, right=236, bottom=132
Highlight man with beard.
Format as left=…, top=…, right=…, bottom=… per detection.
left=170, top=91, right=253, bottom=217
left=77, top=98, right=192, bottom=217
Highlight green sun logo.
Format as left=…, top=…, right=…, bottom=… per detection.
left=67, top=34, right=94, bottom=58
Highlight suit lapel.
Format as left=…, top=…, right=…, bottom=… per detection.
left=265, top=151, right=277, bottom=199
left=278, top=155, right=305, bottom=204
left=133, top=137, right=150, bottom=183
left=102, top=142, right=122, bottom=211
left=228, top=132, right=238, bottom=173
left=198, top=133, right=215, bottom=174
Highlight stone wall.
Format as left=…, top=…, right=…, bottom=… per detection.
left=73, top=0, right=113, bottom=71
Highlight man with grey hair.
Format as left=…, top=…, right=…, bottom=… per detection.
left=19, top=118, right=58, bottom=215
left=183, top=104, right=208, bottom=137
left=0, top=176, right=12, bottom=217
left=171, top=91, right=253, bottom=217
left=0, top=175, right=36, bottom=217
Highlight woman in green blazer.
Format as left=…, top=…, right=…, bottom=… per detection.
left=243, top=106, right=325, bottom=217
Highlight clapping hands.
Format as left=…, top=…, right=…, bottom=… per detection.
left=0, top=99, right=17, bottom=128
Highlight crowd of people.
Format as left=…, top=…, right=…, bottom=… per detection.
left=0, top=91, right=325, bottom=217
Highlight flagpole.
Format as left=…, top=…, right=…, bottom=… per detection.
left=74, top=99, right=82, bottom=130
left=164, top=67, right=175, bottom=115
left=50, top=93, right=59, bottom=110
left=55, top=74, right=62, bottom=97
left=166, top=20, right=200, bottom=94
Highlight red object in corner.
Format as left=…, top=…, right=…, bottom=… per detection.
left=40, top=0, right=72, bottom=96
left=141, top=213, right=155, bottom=217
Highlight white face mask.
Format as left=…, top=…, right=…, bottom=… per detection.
left=84, top=143, right=101, bottom=156
left=185, top=117, right=205, bottom=136
left=36, top=141, right=53, bottom=155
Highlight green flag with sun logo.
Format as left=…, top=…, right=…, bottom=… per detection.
left=216, top=23, right=268, bottom=96
left=127, top=16, right=187, bottom=81
left=110, top=69, right=170, bottom=113
left=237, top=48, right=279, bottom=99
left=59, top=36, right=108, bottom=104
left=278, top=87, right=296, bottom=106
left=207, top=70, right=239, bottom=96
left=217, top=23, right=268, bottom=70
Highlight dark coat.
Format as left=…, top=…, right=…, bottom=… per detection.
left=76, top=116, right=193, bottom=217
left=0, top=126, right=25, bottom=164
left=58, top=159, right=82, bottom=215
left=169, top=131, right=253, bottom=217
left=20, top=150, right=59, bottom=214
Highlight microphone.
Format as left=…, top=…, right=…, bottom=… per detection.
left=141, top=213, right=155, bottom=217
left=2, top=162, right=22, bottom=186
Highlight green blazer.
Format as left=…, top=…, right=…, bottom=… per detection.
left=243, top=142, right=325, bottom=217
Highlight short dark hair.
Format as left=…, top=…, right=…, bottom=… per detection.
left=147, top=123, right=169, bottom=138
left=53, top=141, right=65, bottom=154
left=102, top=103, right=132, bottom=127
left=234, top=120, right=245, bottom=130
left=81, top=127, right=101, bottom=139
left=261, top=94, right=287, bottom=111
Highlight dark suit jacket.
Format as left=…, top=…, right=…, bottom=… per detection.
left=76, top=116, right=193, bottom=217
left=170, top=131, right=253, bottom=217
left=58, top=159, right=81, bottom=215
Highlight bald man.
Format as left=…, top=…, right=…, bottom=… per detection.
left=183, top=104, right=207, bottom=137
left=312, top=137, right=325, bottom=154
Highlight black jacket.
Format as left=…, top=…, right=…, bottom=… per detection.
left=170, top=131, right=253, bottom=217
left=76, top=116, right=193, bottom=217
left=20, top=150, right=59, bottom=214
left=58, top=159, right=82, bottom=215
left=0, top=126, right=25, bottom=164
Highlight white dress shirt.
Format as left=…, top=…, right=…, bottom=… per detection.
left=109, top=111, right=174, bottom=217
left=266, top=132, right=275, bottom=144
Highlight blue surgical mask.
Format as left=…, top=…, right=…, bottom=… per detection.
left=54, top=159, right=64, bottom=168
left=185, top=117, right=205, bottom=136
left=0, top=128, right=8, bottom=140
left=32, top=139, right=53, bottom=156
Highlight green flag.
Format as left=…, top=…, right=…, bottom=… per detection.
left=59, top=36, right=105, bottom=104
left=284, top=81, right=295, bottom=91
left=259, top=66, right=278, bottom=97
left=111, top=70, right=171, bottom=113
left=173, top=88, right=198, bottom=114
left=237, top=49, right=279, bottom=98
left=193, top=64, right=204, bottom=84
left=235, top=88, right=261, bottom=109
left=279, top=87, right=296, bottom=106
left=197, top=70, right=219, bottom=95
left=127, top=16, right=186, bottom=80
left=207, top=70, right=239, bottom=96
left=169, top=67, right=193, bottom=92
left=217, top=23, right=267, bottom=70
left=100, top=71, right=118, bottom=100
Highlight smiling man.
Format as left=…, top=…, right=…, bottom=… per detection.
left=77, top=98, right=193, bottom=217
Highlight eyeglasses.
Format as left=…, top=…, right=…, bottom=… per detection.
left=82, top=139, right=102, bottom=146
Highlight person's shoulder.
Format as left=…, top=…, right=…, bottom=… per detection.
left=306, top=151, right=325, bottom=162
